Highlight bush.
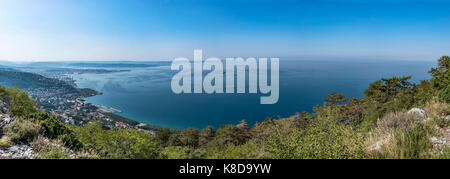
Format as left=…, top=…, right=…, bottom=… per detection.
left=364, top=76, right=415, bottom=113
left=429, top=56, right=450, bottom=102
left=376, top=112, right=417, bottom=132
left=208, top=124, right=249, bottom=149
left=267, top=120, right=366, bottom=159
left=162, top=146, right=205, bottom=159
left=74, top=121, right=164, bottom=159
left=207, top=141, right=267, bottom=159
left=199, top=126, right=215, bottom=148
left=27, top=112, right=82, bottom=150
left=155, top=128, right=173, bottom=146
left=37, top=145, right=71, bottom=159
left=414, top=80, right=436, bottom=106
left=0, top=137, right=11, bottom=147
left=4, top=119, right=39, bottom=143
left=177, top=128, right=200, bottom=148
left=6, top=87, right=37, bottom=117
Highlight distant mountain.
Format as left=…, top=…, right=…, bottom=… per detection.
left=0, top=65, right=18, bottom=72
left=68, top=62, right=170, bottom=68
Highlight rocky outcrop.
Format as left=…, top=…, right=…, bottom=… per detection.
left=0, top=113, right=12, bottom=128
left=0, top=112, right=37, bottom=159
left=430, top=127, right=450, bottom=148
left=0, top=144, right=36, bottom=159
left=408, top=108, right=426, bottom=118
left=0, top=113, right=12, bottom=137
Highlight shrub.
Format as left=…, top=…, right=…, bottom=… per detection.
left=208, top=125, right=247, bottom=149
left=429, top=56, right=450, bottom=103
left=4, top=119, right=39, bottom=143
left=162, top=146, right=205, bottom=159
left=0, top=137, right=11, bottom=147
left=27, top=112, right=82, bottom=150
left=31, top=135, right=51, bottom=153
left=6, top=87, right=37, bottom=117
left=155, top=128, right=173, bottom=146
left=364, top=76, right=415, bottom=115
left=178, top=128, right=200, bottom=148
left=37, top=145, right=71, bottom=159
left=199, top=126, right=215, bottom=148
left=376, top=112, right=417, bottom=132
left=73, top=121, right=164, bottom=159
left=266, top=120, right=367, bottom=159
left=414, top=80, right=436, bottom=106
left=207, top=141, right=267, bottom=159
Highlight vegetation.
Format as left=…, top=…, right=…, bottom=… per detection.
left=0, top=56, right=449, bottom=159
left=4, top=119, right=39, bottom=143
left=4, top=87, right=37, bottom=118
left=36, top=145, right=71, bottom=159
left=0, top=137, right=11, bottom=147
left=72, top=121, right=164, bottom=159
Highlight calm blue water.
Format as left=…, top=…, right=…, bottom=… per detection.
left=72, top=60, right=435, bottom=129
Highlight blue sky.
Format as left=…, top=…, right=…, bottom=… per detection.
left=0, top=0, right=449, bottom=61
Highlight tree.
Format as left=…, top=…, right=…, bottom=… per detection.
left=0, top=85, right=8, bottom=103
left=313, top=92, right=350, bottom=122
left=168, top=128, right=200, bottom=148
left=155, top=128, right=172, bottom=146
left=26, top=112, right=82, bottom=150
left=325, top=92, right=349, bottom=105
left=429, top=56, right=450, bottom=79
left=199, top=126, right=215, bottom=148
left=344, top=97, right=364, bottom=125
left=236, top=120, right=251, bottom=142
left=6, top=87, right=37, bottom=117
left=179, top=128, right=200, bottom=148
left=429, top=56, right=450, bottom=102
left=364, top=76, right=415, bottom=114
left=414, top=80, right=436, bottom=105
left=209, top=124, right=250, bottom=149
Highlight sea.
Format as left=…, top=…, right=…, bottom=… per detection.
left=68, top=59, right=435, bottom=129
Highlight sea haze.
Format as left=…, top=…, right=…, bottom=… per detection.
left=69, top=60, right=434, bottom=129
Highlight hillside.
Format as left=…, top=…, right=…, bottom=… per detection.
left=0, top=69, right=99, bottom=98
left=0, top=56, right=449, bottom=159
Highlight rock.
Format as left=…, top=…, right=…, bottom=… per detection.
left=0, top=144, right=36, bottom=159
left=8, top=146, right=18, bottom=152
left=367, top=139, right=384, bottom=152
left=445, top=115, right=450, bottom=121
left=408, top=108, right=426, bottom=118
left=430, top=137, right=445, bottom=144
left=0, top=114, right=12, bottom=128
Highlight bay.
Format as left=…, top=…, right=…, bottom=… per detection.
left=72, top=60, right=434, bottom=129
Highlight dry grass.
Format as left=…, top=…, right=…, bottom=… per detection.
left=422, top=98, right=450, bottom=119
left=366, top=111, right=434, bottom=158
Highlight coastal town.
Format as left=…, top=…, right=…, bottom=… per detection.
left=0, top=69, right=152, bottom=132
